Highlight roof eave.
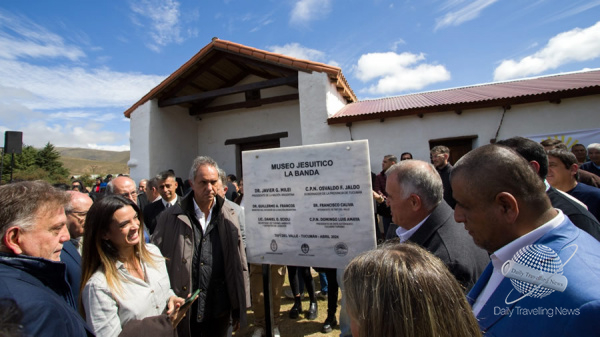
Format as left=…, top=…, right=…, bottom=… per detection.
left=124, top=39, right=356, bottom=118
left=327, top=87, right=600, bottom=125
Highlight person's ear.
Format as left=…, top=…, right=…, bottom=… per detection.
left=495, top=192, right=519, bottom=223
left=3, top=227, right=24, bottom=255
left=409, top=194, right=422, bottom=211
left=570, top=164, right=578, bottom=177
left=528, top=160, right=541, bottom=174
left=223, top=185, right=228, bottom=193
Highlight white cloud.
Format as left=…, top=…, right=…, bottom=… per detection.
left=494, top=21, right=600, bottom=81
left=435, top=0, right=498, bottom=31
left=355, top=52, right=451, bottom=95
left=0, top=117, right=130, bottom=150
left=267, top=43, right=326, bottom=62
left=0, top=10, right=85, bottom=61
left=543, top=0, right=600, bottom=23
left=290, top=0, right=332, bottom=25
left=0, top=9, right=165, bottom=151
left=129, top=0, right=184, bottom=52
left=390, top=39, right=406, bottom=52
left=0, top=59, right=165, bottom=110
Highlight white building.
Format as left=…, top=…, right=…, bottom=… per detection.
left=125, top=38, right=600, bottom=181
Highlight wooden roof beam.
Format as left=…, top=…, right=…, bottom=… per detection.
left=159, top=74, right=298, bottom=107
left=190, top=93, right=299, bottom=115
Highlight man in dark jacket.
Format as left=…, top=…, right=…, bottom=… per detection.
left=0, top=181, right=92, bottom=337
left=386, top=160, right=489, bottom=290
left=497, top=137, right=600, bottom=241
left=430, top=145, right=456, bottom=208
left=152, top=156, right=249, bottom=337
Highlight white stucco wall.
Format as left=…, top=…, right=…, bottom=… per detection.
left=130, top=68, right=599, bottom=181
left=298, top=72, right=349, bottom=145
left=129, top=100, right=198, bottom=182
left=192, top=78, right=303, bottom=176
left=345, top=95, right=600, bottom=174
left=128, top=101, right=152, bottom=182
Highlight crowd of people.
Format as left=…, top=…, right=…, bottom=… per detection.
left=1, top=139, right=600, bottom=337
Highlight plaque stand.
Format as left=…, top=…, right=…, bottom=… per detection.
left=262, top=264, right=274, bottom=337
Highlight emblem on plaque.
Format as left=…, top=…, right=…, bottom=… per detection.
left=334, top=242, right=348, bottom=256
left=270, top=239, right=278, bottom=252
left=301, top=243, right=310, bottom=254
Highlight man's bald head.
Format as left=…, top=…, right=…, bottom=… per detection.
left=64, top=191, right=93, bottom=239
left=107, top=176, right=138, bottom=203
left=452, top=144, right=549, bottom=210
left=451, top=145, right=553, bottom=252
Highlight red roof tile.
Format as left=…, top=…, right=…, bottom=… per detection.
left=328, top=69, right=600, bottom=124
left=124, top=38, right=356, bottom=117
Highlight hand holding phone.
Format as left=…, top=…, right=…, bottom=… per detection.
left=171, top=289, right=200, bottom=328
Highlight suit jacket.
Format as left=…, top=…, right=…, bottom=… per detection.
left=407, top=201, right=489, bottom=291
left=60, top=240, right=82, bottom=304
left=468, top=218, right=600, bottom=337
left=137, top=192, right=150, bottom=212
left=143, top=198, right=180, bottom=235
left=547, top=186, right=600, bottom=241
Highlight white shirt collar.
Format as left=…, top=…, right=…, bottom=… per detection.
left=162, top=196, right=177, bottom=208
left=491, top=209, right=565, bottom=269
left=396, top=214, right=431, bottom=243
left=193, top=197, right=217, bottom=234
left=472, top=209, right=565, bottom=316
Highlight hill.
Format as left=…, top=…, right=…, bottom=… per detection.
left=56, top=147, right=130, bottom=163
left=57, top=147, right=130, bottom=176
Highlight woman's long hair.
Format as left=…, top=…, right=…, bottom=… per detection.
left=343, top=241, right=482, bottom=337
left=78, top=195, right=155, bottom=316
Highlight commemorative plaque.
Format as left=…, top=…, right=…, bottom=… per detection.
left=243, top=140, right=376, bottom=268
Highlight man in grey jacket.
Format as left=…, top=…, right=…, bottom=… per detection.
left=152, top=156, right=250, bottom=337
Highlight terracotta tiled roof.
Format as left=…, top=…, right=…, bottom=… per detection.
left=328, top=69, right=600, bottom=124
left=124, top=38, right=356, bottom=117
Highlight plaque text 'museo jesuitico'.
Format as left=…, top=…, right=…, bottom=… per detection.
left=242, top=140, right=376, bottom=268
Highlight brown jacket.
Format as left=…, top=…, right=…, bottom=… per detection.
left=151, top=194, right=250, bottom=337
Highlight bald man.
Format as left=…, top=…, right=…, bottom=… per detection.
left=61, top=191, right=93, bottom=303
left=385, top=160, right=488, bottom=290
left=452, top=145, right=600, bottom=337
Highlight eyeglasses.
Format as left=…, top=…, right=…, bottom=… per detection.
left=121, top=191, right=138, bottom=198
left=67, top=211, right=88, bottom=222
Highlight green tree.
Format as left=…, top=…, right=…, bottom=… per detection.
left=37, top=143, right=69, bottom=177
left=1, top=142, right=69, bottom=184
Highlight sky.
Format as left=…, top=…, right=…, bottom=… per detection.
left=1, top=0, right=600, bottom=151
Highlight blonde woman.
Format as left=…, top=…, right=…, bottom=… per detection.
left=80, top=195, right=187, bottom=337
left=343, top=241, right=482, bottom=337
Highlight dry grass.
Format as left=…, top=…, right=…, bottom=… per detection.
left=236, top=273, right=341, bottom=337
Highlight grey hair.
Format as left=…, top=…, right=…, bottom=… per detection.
left=217, top=169, right=227, bottom=184
left=105, top=180, right=114, bottom=194
left=189, top=156, right=220, bottom=181
left=384, top=155, right=398, bottom=163
left=588, top=143, right=600, bottom=152
left=386, top=160, right=443, bottom=211
left=0, top=181, right=70, bottom=248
